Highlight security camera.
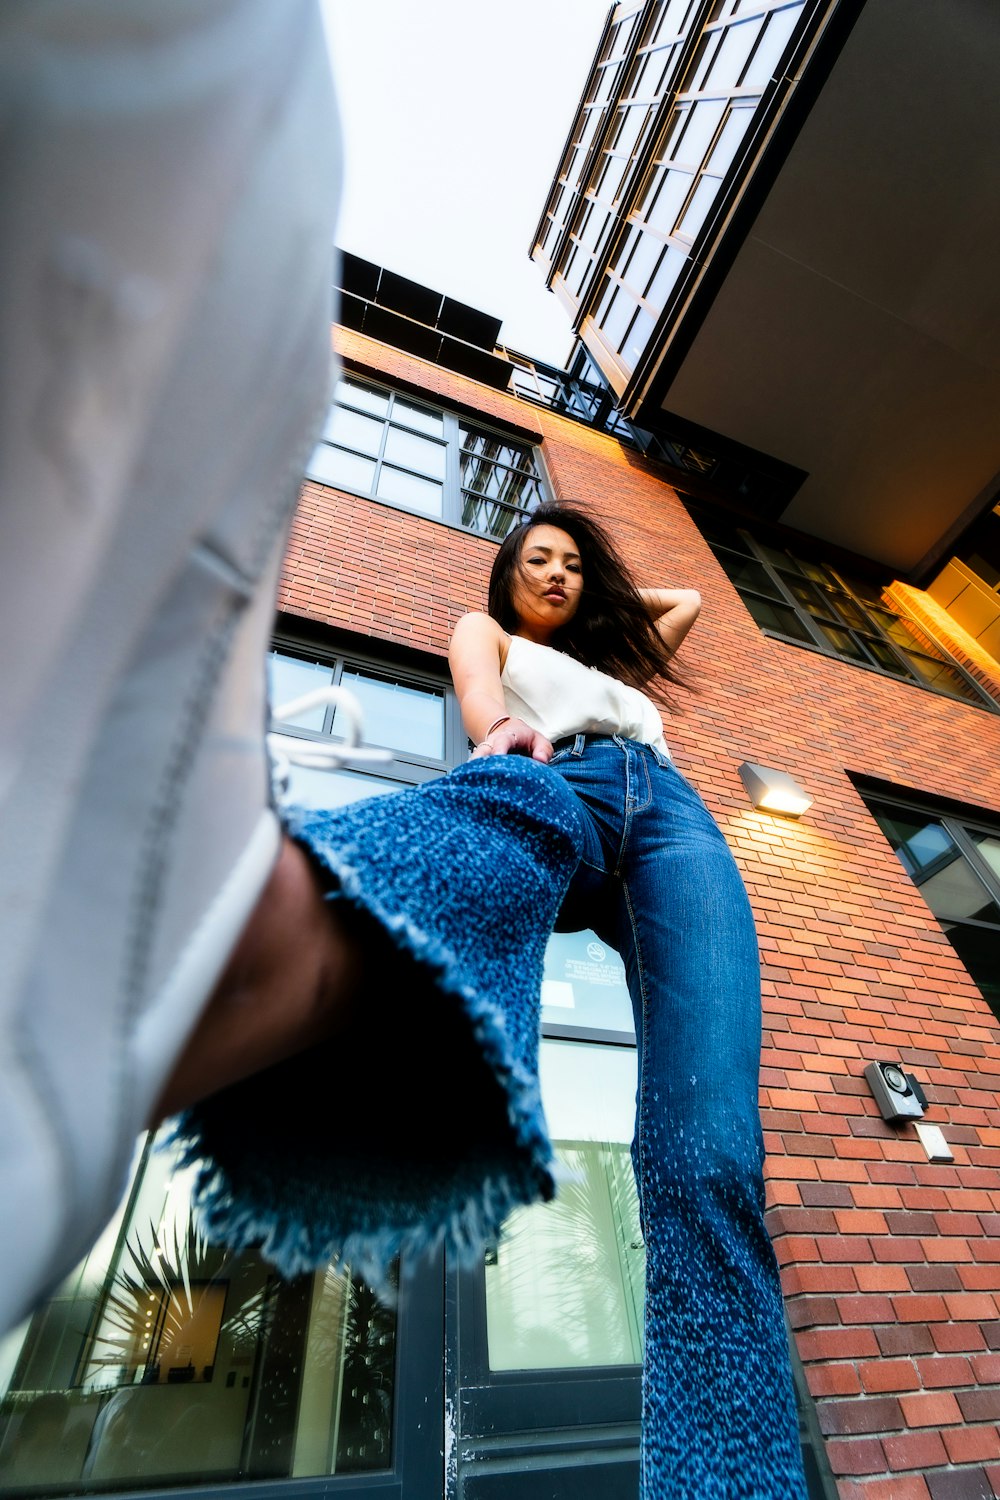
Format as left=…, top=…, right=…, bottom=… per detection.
left=864, top=1061, right=927, bottom=1123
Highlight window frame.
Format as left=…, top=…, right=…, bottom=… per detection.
left=860, top=785, right=1000, bottom=1019
left=306, top=375, right=549, bottom=541
left=270, top=636, right=466, bottom=788
left=685, top=505, right=997, bottom=711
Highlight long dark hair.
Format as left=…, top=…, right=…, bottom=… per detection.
left=488, top=503, right=689, bottom=708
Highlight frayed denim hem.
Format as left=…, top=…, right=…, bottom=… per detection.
left=168, top=756, right=584, bottom=1299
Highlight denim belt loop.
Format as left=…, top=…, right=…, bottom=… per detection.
left=570, top=733, right=586, bottom=757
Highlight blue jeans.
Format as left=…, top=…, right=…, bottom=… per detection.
left=548, top=735, right=806, bottom=1500
left=179, top=746, right=805, bottom=1497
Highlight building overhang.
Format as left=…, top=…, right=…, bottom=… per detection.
left=631, top=0, right=1000, bottom=575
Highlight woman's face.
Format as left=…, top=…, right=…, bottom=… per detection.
left=511, top=524, right=584, bottom=641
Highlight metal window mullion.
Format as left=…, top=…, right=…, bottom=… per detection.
left=324, top=656, right=347, bottom=737
left=367, top=401, right=392, bottom=498
left=935, top=915, right=1000, bottom=935
left=945, top=819, right=1000, bottom=908
left=445, top=687, right=466, bottom=768
left=443, top=411, right=463, bottom=526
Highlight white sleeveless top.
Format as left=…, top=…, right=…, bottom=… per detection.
left=500, top=634, right=670, bottom=758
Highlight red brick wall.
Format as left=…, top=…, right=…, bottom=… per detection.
left=279, top=327, right=1000, bottom=1500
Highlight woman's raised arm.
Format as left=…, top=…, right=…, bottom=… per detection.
left=448, top=612, right=553, bottom=761
left=639, top=588, right=702, bottom=656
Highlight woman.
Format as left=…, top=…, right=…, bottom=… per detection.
left=109, top=505, right=803, bottom=1496
left=449, top=503, right=807, bottom=1499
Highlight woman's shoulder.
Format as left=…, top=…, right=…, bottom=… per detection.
left=448, top=611, right=510, bottom=665
left=450, top=610, right=506, bottom=644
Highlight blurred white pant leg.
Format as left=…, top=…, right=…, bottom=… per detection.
left=0, top=0, right=341, bottom=1332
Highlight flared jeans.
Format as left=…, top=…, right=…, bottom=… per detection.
left=547, top=735, right=806, bottom=1499
left=179, top=741, right=807, bottom=1499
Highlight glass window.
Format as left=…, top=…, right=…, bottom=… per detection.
left=675, top=174, right=721, bottom=240
left=645, top=244, right=686, bottom=315
left=871, top=809, right=999, bottom=923
left=0, top=1135, right=397, bottom=1491
left=284, top=764, right=402, bottom=810
left=268, top=652, right=335, bottom=731
left=541, top=930, right=634, bottom=1033
left=307, top=445, right=375, bottom=495
left=308, top=378, right=546, bottom=538
left=327, top=406, right=384, bottom=457
left=390, top=398, right=443, bottom=437
left=866, top=798, right=1000, bottom=1018
left=714, top=551, right=784, bottom=599
left=673, top=100, right=725, bottom=170
left=335, top=377, right=390, bottom=418
left=683, top=504, right=995, bottom=709
left=376, top=465, right=444, bottom=515
left=336, top=670, right=445, bottom=760
left=269, top=645, right=454, bottom=796
left=707, top=103, right=754, bottom=175
left=744, top=595, right=814, bottom=641
left=382, top=426, right=446, bottom=479
left=740, top=3, right=803, bottom=89
left=485, top=1040, right=643, bottom=1371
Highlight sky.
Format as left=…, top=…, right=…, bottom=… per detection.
left=321, top=0, right=611, bottom=368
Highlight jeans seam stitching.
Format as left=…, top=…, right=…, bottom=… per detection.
left=622, top=874, right=649, bottom=1223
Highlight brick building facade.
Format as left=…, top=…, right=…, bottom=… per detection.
left=282, top=321, right=1000, bottom=1500
left=1, top=305, right=996, bottom=1500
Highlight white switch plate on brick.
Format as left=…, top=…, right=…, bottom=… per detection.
left=914, top=1122, right=953, bottom=1162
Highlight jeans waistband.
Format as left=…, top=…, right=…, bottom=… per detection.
left=550, top=732, right=671, bottom=769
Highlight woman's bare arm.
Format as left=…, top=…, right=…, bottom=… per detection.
left=448, top=612, right=553, bottom=760
left=639, top=588, right=702, bottom=655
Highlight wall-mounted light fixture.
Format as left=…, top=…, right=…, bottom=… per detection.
left=738, top=762, right=813, bottom=818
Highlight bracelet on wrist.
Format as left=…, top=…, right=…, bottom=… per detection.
left=485, top=714, right=511, bottom=738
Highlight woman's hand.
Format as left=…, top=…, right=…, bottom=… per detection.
left=470, top=716, right=554, bottom=762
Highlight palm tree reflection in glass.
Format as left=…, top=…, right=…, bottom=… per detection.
left=0, top=1130, right=396, bottom=1492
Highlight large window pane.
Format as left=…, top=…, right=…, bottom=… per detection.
left=335, top=379, right=390, bottom=418
left=707, top=103, right=754, bottom=175
left=744, top=594, right=814, bottom=640
left=644, top=245, right=686, bottom=313
left=268, top=652, right=335, bottom=731
left=461, top=494, right=530, bottom=540
left=326, top=407, right=384, bottom=457
left=870, top=808, right=1000, bottom=925
left=812, top=622, right=870, bottom=662
left=390, top=398, right=443, bottom=437
left=713, top=551, right=784, bottom=599
left=675, top=175, right=720, bottom=239
left=703, top=15, right=765, bottom=89
left=284, top=765, right=402, bottom=809
left=335, top=671, right=445, bottom=760
left=740, top=3, right=803, bottom=89
left=310, top=384, right=547, bottom=536
left=376, top=466, right=444, bottom=516
left=383, top=426, right=447, bottom=480
left=941, top=922, right=1000, bottom=1011
left=673, top=100, right=725, bottom=169
left=971, top=833, right=1000, bottom=883
left=308, top=445, right=376, bottom=495
left=542, top=931, right=634, bottom=1033
left=0, top=1135, right=396, bottom=1491
left=485, top=1041, right=643, bottom=1372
